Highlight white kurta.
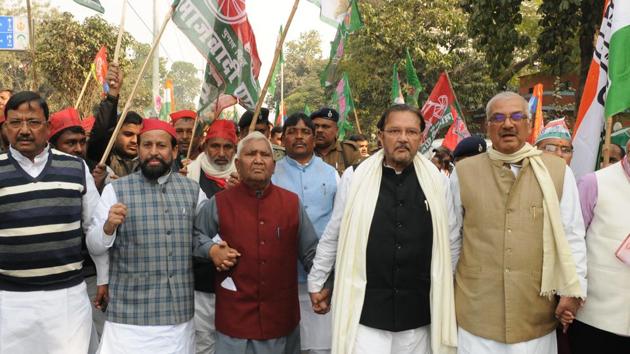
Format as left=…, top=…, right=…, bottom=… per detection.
left=0, top=147, right=101, bottom=354
left=449, top=164, right=587, bottom=354
left=97, top=319, right=196, bottom=354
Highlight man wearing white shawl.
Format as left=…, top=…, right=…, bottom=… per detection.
left=450, top=92, right=587, bottom=353
left=308, top=104, right=458, bottom=354
left=186, top=119, right=238, bottom=354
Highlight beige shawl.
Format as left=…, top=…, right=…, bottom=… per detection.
left=331, top=150, right=457, bottom=354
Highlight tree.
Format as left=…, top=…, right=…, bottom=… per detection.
left=266, top=31, right=327, bottom=114
left=341, top=0, right=497, bottom=135
left=166, top=61, right=201, bottom=110
left=461, top=0, right=604, bottom=100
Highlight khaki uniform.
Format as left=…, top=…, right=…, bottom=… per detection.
left=315, top=140, right=362, bottom=175
left=272, top=144, right=285, bottom=162
left=455, top=153, right=565, bottom=344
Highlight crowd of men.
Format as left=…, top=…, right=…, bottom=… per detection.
left=0, top=62, right=628, bottom=354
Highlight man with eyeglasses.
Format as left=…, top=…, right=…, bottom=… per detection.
left=308, top=104, right=458, bottom=354
left=0, top=91, right=103, bottom=354
left=450, top=91, right=587, bottom=353
left=535, top=118, right=574, bottom=165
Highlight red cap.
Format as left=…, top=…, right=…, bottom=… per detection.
left=204, top=119, right=237, bottom=144
left=81, top=115, right=96, bottom=132
left=140, top=118, right=177, bottom=140
left=169, top=110, right=196, bottom=125
left=48, top=108, right=82, bottom=139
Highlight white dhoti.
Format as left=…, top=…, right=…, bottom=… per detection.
left=97, top=319, right=195, bottom=354
left=299, top=284, right=332, bottom=354
left=457, top=327, right=556, bottom=354
left=0, top=282, right=92, bottom=354
left=353, top=324, right=431, bottom=354
left=194, top=291, right=216, bottom=354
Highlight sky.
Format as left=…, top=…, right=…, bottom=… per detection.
left=48, top=0, right=337, bottom=85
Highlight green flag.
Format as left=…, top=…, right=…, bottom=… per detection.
left=320, top=23, right=346, bottom=87
left=304, top=104, right=312, bottom=116
left=344, top=0, right=364, bottom=33
left=391, top=64, right=405, bottom=104
left=268, top=26, right=284, bottom=99
left=73, top=0, right=104, bottom=13
left=332, top=72, right=355, bottom=140
left=404, top=48, right=423, bottom=107
left=172, top=0, right=261, bottom=110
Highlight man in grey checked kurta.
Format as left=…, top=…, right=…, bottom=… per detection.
left=87, top=119, right=206, bottom=354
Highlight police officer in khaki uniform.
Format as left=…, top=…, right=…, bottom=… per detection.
left=311, top=107, right=362, bottom=175
left=238, top=108, right=285, bottom=161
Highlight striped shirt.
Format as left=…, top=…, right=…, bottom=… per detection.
left=0, top=147, right=88, bottom=291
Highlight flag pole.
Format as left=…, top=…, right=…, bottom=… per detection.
left=74, top=68, right=93, bottom=109
left=113, top=0, right=128, bottom=64
left=99, top=7, right=174, bottom=166
left=602, top=115, right=613, bottom=167
left=185, top=85, right=222, bottom=160
left=249, top=0, right=300, bottom=135
left=347, top=85, right=362, bottom=134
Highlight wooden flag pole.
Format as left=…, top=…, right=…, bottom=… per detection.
left=113, top=0, right=128, bottom=64
left=602, top=115, right=614, bottom=167
left=74, top=69, right=93, bottom=109
left=347, top=85, right=362, bottom=134
left=99, top=7, right=174, bottom=166
left=185, top=89, right=220, bottom=160
left=249, top=0, right=300, bottom=134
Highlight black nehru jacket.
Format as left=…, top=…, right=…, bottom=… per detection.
left=360, top=163, right=433, bottom=332
left=193, top=174, right=223, bottom=293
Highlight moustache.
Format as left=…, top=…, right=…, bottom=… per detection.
left=394, top=143, right=411, bottom=151
left=16, top=136, right=34, bottom=142
left=499, top=130, right=518, bottom=137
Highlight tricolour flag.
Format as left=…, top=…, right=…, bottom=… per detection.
left=274, top=100, right=286, bottom=127
left=73, top=0, right=104, bottom=13
left=442, top=104, right=470, bottom=151
left=307, top=0, right=350, bottom=27
left=404, top=48, right=423, bottom=108
left=527, top=83, right=544, bottom=144
left=391, top=64, right=405, bottom=104
left=173, top=0, right=261, bottom=110
left=571, top=0, right=630, bottom=178
left=419, top=72, right=458, bottom=153
left=332, top=72, right=355, bottom=140
left=159, top=79, right=175, bottom=121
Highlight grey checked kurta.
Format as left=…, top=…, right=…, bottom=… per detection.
left=108, top=171, right=200, bottom=326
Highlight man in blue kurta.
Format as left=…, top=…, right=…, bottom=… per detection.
left=271, top=113, right=339, bottom=354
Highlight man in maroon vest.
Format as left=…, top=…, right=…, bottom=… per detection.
left=194, top=131, right=324, bottom=354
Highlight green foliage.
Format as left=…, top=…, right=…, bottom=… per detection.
left=342, top=0, right=497, bottom=135
left=167, top=61, right=202, bottom=110
left=267, top=30, right=327, bottom=114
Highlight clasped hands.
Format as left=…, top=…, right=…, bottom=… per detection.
left=209, top=241, right=241, bottom=271
left=556, top=296, right=584, bottom=333
left=309, top=288, right=332, bottom=315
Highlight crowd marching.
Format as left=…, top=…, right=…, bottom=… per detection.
left=0, top=61, right=628, bottom=354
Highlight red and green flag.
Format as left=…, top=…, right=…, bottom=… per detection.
left=420, top=72, right=459, bottom=153
left=172, top=0, right=261, bottom=110
left=441, top=104, right=470, bottom=151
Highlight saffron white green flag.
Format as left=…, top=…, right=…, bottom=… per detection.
left=571, top=0, right=630, bottom=178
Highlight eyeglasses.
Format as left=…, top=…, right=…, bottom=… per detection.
left=6, top=119, right=45, bottom=129
left=383, top=128, right=421, bottom=138
left=542, top=144, right=573, bottom=154
left=488, top=112, right=528, bottom=123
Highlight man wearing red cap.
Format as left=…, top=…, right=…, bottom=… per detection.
left=185, top=119, right=238, bottom=353
left=87, top=119, right=206, bottom=354
left=171, top=109, right=202, bottom=171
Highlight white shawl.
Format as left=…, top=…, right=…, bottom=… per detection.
left=331, top=149, right=457, bottom=354
left=186, top=152, right=235, bottom=182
